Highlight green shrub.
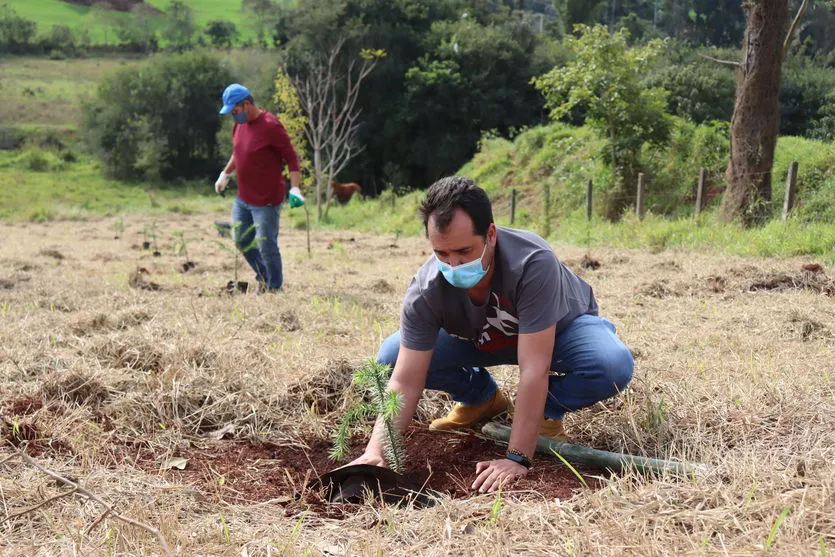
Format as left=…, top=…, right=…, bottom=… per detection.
left=83, top=51, right=233, bottom=182
left=13, top=149, right=65, bottom=172
left=779, top=61, right=835, bottom=137
left=645, top=60, right=735, bottom=124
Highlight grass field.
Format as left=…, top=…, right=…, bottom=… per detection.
left=7, top=0, right=264, bottom=44
left=0, top=214, right=832, bottom=555
left=0, top=56, right=144, bottom=131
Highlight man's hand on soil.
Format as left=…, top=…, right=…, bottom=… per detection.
left=343, top=451, right=387, bottom=469
left=472, top=458, right=528, bottom=493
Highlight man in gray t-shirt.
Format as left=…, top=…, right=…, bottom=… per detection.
left=348, top=176, right=633, bottom=494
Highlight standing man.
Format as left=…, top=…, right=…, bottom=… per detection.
left=215, top=83, right=305, bottom=291
left=348, top=176, right=634, bottom=493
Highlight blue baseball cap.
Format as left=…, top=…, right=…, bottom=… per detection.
left=219, top=83, right=251, bottom=114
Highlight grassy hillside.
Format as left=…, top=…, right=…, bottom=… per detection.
left=0, top=56, right=145, bottom=133
left=293, top=121, right=834, bottom=261
left=5, top=0, right=296, bottom=44
left=9, top=0, right=138, bottom=44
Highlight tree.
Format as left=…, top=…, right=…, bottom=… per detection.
left=533, top=24, right=670, bottom=218
left=553, top=0, right=606, bottom=34
left=0, top=5, right=37, bottom=54
left=205, top=20, right=239, bottom=49
left=721, top=0, right=807, bottom=224
left=83, top=52, right=232, bottom=182
left=116, top=4, right=158, bottom=53
left=161, top=0, right=195, bottom=52
left=241, top=0, right=275, bottom=47
left=290, top=39, right=383, bottom=219
left=401, top=17, right=550, bottom=186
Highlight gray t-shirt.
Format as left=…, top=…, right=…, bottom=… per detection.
left=400, top=226, right=598, bottom=355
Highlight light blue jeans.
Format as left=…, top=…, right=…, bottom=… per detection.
left=232, top=197, right=283, bottom=289
left=377, top=314, right=634, bottom=420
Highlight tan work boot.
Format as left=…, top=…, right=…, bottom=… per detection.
left=429, top=390, right=509, bottom=431
left=540, top=418, right=569, bottom=442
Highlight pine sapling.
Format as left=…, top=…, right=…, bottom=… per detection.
left=330, top=360, right=406, bottom=474
left=213, top=222, right=262, bottom=289
left=172, top=230, right=189, bottom=261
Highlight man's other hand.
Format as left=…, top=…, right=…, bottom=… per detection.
left=471, top=458, right=528, bottom=493
left=215, top=171, right=232, bottom=194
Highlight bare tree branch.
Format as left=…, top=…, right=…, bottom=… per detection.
left=1, top=486, right=78, bottom=525
left=12, top=449, right=173, bottom=556
left=291, top=41, right=381, bottom=219
left=0, top=452, right=18, bottom=466
left=697, top=52, right=741, bottom=67
left=783, top=0, right=811, bottom=60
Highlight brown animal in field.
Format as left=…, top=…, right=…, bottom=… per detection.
left=331, top=182, right=362, bottom=203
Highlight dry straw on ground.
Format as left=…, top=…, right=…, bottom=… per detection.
left=0, top=214, right=833, bottom=556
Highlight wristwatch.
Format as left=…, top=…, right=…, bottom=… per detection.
left=504, top=449, right=532, bottom=468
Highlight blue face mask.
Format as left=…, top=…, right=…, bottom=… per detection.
left=232, top=111, right=249, bottom=124
left=435, top=241, right=490, bottom=289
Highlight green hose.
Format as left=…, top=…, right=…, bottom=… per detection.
left=482, top=422, right=708, bottom=478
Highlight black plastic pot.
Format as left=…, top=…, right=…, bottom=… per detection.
left=309, top=464, right=435, bottom=508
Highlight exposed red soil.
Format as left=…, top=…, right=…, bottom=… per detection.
left=127, top=424, right=602, bottom=516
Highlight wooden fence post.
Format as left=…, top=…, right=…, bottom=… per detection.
left=782, top=161, right=798, bottom=221
left=586, top=179, right=593, bottom=220
left=695, top=167, right=706, bottom=216
left=636, top=173, right=646, bottom=219
left=510, top=189, right=517, bottom=225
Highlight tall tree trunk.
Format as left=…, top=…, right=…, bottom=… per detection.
left=722, top=0, right=789, bottom=225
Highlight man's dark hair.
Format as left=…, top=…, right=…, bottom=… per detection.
left=419, top=176, right=494, bottom=237
left=240, top=95, right=255, bottom=106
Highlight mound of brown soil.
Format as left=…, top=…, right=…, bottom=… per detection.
left=129, top=425, right=601, bottom=517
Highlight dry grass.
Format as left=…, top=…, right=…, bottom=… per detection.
left=0, top=214, right=833, bottom=556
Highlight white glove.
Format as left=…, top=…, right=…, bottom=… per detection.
left=215, top=171, right=232, bottom=194
left=288, top=186, right=305, bottom=208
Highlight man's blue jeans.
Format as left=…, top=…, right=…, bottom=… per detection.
left=232, top=197, right=283, bottom=290
left=377, top=314, right=634, bottom=420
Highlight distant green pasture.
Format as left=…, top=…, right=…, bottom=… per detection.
left=7, top=0, right=133, bottom=44
left=0, top=56, right=144, bottom=130
left=0, top=151, right=222, bottom=221
left=7, top=0, right=260, bottom=44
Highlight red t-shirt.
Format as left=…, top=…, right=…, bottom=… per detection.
left=233, top=111, right=300, bottom=206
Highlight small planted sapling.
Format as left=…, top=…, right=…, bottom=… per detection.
left=114, top=216, right=124, bottom=240
left=213, top=222, right=262, bottom=294
left=143, top=220, right=160, bottom=256
left=172, top=230, right=195, bottom=272
left=330, top=359, right=405, bottom=474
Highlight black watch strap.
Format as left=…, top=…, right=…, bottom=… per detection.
left=504, top=450, right=532, bottom=468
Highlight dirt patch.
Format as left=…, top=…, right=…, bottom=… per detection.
left=41, top=374, right=109, bottom=407
left=136, top=425, right=600, bottom=516
left=786, top=314, right=830, bottom=341
left=580, top=255, right=601, bottom=270
left=4, top=394, right=44, bottom=416
left=280, top=310, right=302, bottom=332
left=747, top=267, right=833, bottom=295
left=59, top=0, right=163, bottom=15
left=38, top=248, right=64, bottom=260
left=638, top=279, right=681, bottom=298
left=370, top=279, right=395, bottom=294
left=129, top=267, right=162, bottom=291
